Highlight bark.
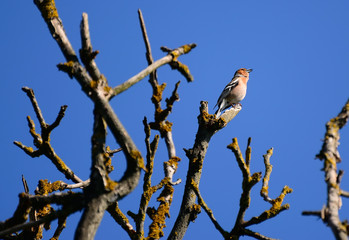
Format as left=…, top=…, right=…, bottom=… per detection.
left=168, top=102, right=240, bottom=240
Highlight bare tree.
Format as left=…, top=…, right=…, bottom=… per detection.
left=303, top=99, right=349, bottom=240
left=0, top=1, right=291, bottom=240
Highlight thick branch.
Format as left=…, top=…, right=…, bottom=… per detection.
left=168, top=101, right=240, bottom=240
left=309, top=99, right=349, bottom=240
left=34, top=0, right=78, bottom=62
left=75, top=109, right=112, bottom=240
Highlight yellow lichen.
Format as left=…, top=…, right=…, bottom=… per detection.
left=189, top=204, right=201, bottom=222
left=90, top=80, right=98, bottom=89
left=152, top=83, right=166, bottom=103
left=147, top=200, right=171, bottom=239
left=261, top=186, right=269, bottom=195
left=130, top=150, right=146, bottom=171
left=166, top=156, right=181, bottom=169
left=36, top=179, right=65, bottom=195
left=105, top=175, right=118, bottom=191
left=38, top=0, right=58, bottom=20
left=182, top=44, right=194, bottom=54
left=160, top=121, right=172, bottom=134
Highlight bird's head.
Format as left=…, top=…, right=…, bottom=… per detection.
left=235, top=68, right=253, bottom=78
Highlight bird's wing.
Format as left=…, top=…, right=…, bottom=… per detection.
left=214, top=77, right=239, bottom=109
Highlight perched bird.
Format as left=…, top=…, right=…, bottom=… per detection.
left=214, top=68, right=252, bottom=118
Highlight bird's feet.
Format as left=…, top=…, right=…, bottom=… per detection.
left=231, top=103, right=242, bottom=108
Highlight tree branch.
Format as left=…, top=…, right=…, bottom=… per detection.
left=227, top=138, right=292, bottom=239
left=168, top=101, right=240, bottom=240
left=79, top=12, right=101, bottom=81
left=112, top=44, right=196, bottom=97
left=191, top=180, right=229, bottom=238
left=303, top=99, right=349, bottom=240
left=15, top=87, right=83, bottom=184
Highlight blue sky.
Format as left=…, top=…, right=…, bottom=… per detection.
left=1, top=1, right=349, bottom=239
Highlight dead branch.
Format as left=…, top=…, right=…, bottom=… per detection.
left=0, top=192, right=83, bottom=238
left=168, top=101, right=241, bottom=240
left=303, top=99, right=349, bottom=240
left=228, top=138, right=292, bottom=239
left=14, top=87, right=83, bottom=184
left=79, top=12, right=101, bottom=81
left=112, top=44, right=196, bottom=97
left=187, top=137, right=291, bottom=240
left=191, top=180, right=229, bottom=238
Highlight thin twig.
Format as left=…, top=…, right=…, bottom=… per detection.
left=108, top=202, right=136, bottom=239
left=47, top=105, right=68, bottom=132
left=106, top=147, right=123, bottom=156
left=22, top=87, right=46, bottom=128
left=112, top=44, right=196, bottom=97
left=0, top=207, right=77, bottom=238
left=80, top=12, right=101, bottom=81
left=51, top=215, right=67, bottom=239
left=191, top=180, right=228, bottom=238
left=64, top=179, right=90, bottom=189
left=341, top=190, right=349, bottom=198
left=133, top=118, right=159, bottom=239
left=261, top=148, right=274, bottom=203
left=22, top=175, right=29, bottom=194
left=302, top=211, right=322, bottom=217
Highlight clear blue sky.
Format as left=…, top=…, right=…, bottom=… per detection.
left=1, top=1, right=349, bottom=239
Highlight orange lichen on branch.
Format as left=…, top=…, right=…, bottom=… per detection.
left=161, top=44, right=196, bottom=82
left=104, top=175, right=118, bottom=192
left=36, top=180, right=66, bottom=195
left=165, top=156, right=181, bottom=169
left=15, top=87, right=83, bottom=183
left=169, top=44, right=196, bottom=59
left=36, top=0, right=58, bottom=20
left=146, top=183, right=174, bottom=239
left=149, top=119, right=172, bottom=133
left=89, top=75, right=112, bottom=96
left=27, top=116, right=43, bottom=147
left=197, top=103, right=226, bottom=131
left=249, top=186, right=292, bottom=225
left=131, top=150, right=146, bottom=172
left=227, top=138, right=250, bottom=179
left=273, top=186, right=293, bottom=208
left=149, top=80, right=179, bottom=138
left=33, top=179, right=66, bottom=238
left=151, top=83, right=166, bottom=105
left=189, top=204, right=202, bottom=223
left=260, top=148, right=274, bottom=202
left=225, top=138, right=292, bottom=239
left=108, top=202, right=136, bottom=239
left=57, top=61, right=75, bottom=79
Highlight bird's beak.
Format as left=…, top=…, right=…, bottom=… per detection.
left=246, top=69, right=253, bottom=73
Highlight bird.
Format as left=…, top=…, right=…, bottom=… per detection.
left=214, top=68, right=252, bottom=118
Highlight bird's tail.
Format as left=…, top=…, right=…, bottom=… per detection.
left=215, top=108, right=222, bottom=119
